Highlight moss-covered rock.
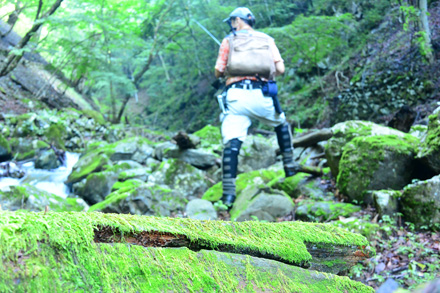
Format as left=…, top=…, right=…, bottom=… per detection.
left=337, top=135, right=417, bottom=203
left=417, top=112, right=440, bottom=173
left=369, top=190, right=401, bottom=219
left=9, top=138, right=50, bottom=161
left=238, top=135, right=278, bottom=173
left=79, top=171, right=119, bottom=205
left=150, top=159, right=209, bottom=199
left=82, top=109, right=106, bottom=125
left=202, top=168, right=284, bottom=202
left=34, top=148, right=61, bottom=170
left=67, top=152, right=111, bottom=184
left=0, top=185, right=87, bottom=212
left=296, top=201, right=361, bottom=222
left=0, top=133, right=11, bottom=162
left=401, top=175, right=440, bottom=229
left=193, top=124, right=222, bottom=147
left=89, top=181, right=186, bottom=217
left=331, top=217, right=382, bottom=240
left=325, top=120, right=411, bottom=177
left=0, top=211, right=374, bottom=292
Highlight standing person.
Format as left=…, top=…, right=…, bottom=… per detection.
left=215, top=7, right=299, bottom=208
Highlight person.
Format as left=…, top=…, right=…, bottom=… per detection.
left=215, top=7, right=299, bottom=208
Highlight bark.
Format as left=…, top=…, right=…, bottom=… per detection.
left=0, top=0, right=64, bottom=77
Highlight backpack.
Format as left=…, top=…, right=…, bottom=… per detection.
left=225, top=31, right=276, bottom=80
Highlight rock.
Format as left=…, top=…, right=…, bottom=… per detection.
left=9, top=138, right=50, bottom=161
left=153, top=142, right=177, bottom=161
left=413, top=279, right=440, bottom=293
left=401, top=175, right=440, bottom=229
left=89, top=181, right=186, bottom=217
left=296, top=201, right=360, bottom=222
left=369, top=190, right=400, bottom=219
left=231, top=185, right=294, bottom=222
left=149, top=159, right=209, bottom=200
left=185, top=199, right=217, bottom=220
left=192, top=124, right=222, bottom=148
left=202, top=168, right=284, bottom=202
left=325, top=120, right=410, bottom=177
left=409, top=124, right=428, bottom=141
left=387, top=105, right=416, bottom=133
left=35, top=149, right=61, bottom=170
left=376, top=278, right=400, bottom=293
left=118, top=168, right=150, bottom=182
left=0, top=133, right=11, bottom=162
left=109, top=137, right=154, bottom=163
left=239, top=135, right=277, bottom=173
left=337, top=135, right=417, bottom=203
left=164, top=148, right=218, bottom=169
left=67, top=152, right=111, bottom=184
left=79, top=171, right=119, bottom=205
left=418, top=112, right=440, bottom=173
left=0, top=184, right=87, bottom=212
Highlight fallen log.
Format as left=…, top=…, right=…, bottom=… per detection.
left=0, top=211, right=374, bottom=292
left=292, top=129, right=333, bottom=148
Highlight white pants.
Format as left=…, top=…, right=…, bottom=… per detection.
left=221, top=88, right=286, bottom=144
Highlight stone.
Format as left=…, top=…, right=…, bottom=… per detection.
left=89, top=182, right=186, bottom=217
left=417, top=112, right=440, bottom=173
left=67, top=152, right=111, bottom=184
left=401, top=175, right=440, bottom=228
left=0, top=184, right=87, bottom=212
left=35, top=149, right=61, bottom=170
left=238, top=135, right=277, bottom=173
left=0, top=134, right=11, bottom=162
left=185, top=199, right=217, bottom=220
left=153, top=142, right=177, bottom=161
left=79, top=171, right=119, bottom=205
left=118, top=168, right=150, bottom=182
left=148, top=159, right=209, bottom=200
left=370, top=190, right=400, bottom=219
left=164, top=148, right=218, bottom=169
left=296, top=201, right=361, bottom=222
left=231, top=186, right=294, bottom=222
left=337, top=135, right=417, bottom=203
left=325, top=120, right=410, bottom=177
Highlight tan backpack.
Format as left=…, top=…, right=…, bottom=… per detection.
left=225, top=31, right=275, bottom=80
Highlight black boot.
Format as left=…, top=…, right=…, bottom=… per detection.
left=275, top=123, right=300, bottom=177
left=221, top=138, right=242, bottom=208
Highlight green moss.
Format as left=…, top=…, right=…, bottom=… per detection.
left=331, top=218, right=382, bottom=240
left=44, top=123, right=66, bottom=150
left=275, top=172, right=310, bottom=196
left=193, top=124, right=222, bottom=147
left=67, top=153, right=111, bottom=183
left=0, top=211, right=373, bottom=292
left=82, top=109, right=106, bottom=125
left=297, top=201, right=361, bottom=221
left=112, top=179, right=144, bottom=191
left=202, top=169, right=284, bottom=202
left=419, top=113, right=440, bottom=156
left=337, top=135, right=417, bottom=200
left=0, top=134, right=11, bottom=154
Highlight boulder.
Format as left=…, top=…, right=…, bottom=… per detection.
left=89, top=181, right=187, bottom=217
left=238, top=135, right=278, bottom=173
left=118, top=168, right=150, bottom=182
left=296, top=201, right=360, bottom=222
left=164, top=148, right=218, bottom=169
left=231, top=185, right=294, bottom=222
left=325, top=120, right=411, bottom=176
left=35, top=149, right=61, bottom=170
left=337, top=135, right=417, bottom=203
left=0, top=184, right=87, bottom=212
left=153, top=141, right=177, bottom=161
left=417, top=111, right=440, bottom=173
left=192, top=124, right=222, bottom=149
left=202, top=168, right=284, bottom=202
left=109, top=137, right=154, bottom=163
left=185, top=199, right=217, bottom=220
left=67, top=152, right=111, bottom=184
left=78, top=171, right=119, bottom=205
left=9, top=138, right=50, bottom=161
left=369, top=190, right=400, bottom=219
left=149, top=159, right=209, bottom=200
left=401, top=175, right=440, bottom=228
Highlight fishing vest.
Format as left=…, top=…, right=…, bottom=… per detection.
left=225, top=31, right=276, bottom=80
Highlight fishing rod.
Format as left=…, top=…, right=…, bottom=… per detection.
left=192, top=19, right=221, bottom=46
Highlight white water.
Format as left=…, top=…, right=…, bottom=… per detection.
left=0, top=152, right=80, bottom=198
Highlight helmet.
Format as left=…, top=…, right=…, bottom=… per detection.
left=223, top=7, right=256, bottom=26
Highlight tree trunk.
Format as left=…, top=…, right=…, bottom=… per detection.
left=0, top=0, right=64, bottom=77
left=418, top=0, right=434, bottom=63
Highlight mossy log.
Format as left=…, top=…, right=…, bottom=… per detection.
left=0, top=211, right=374, bottom=292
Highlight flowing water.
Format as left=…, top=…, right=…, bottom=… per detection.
left=0, top=152, right=79, bottom=198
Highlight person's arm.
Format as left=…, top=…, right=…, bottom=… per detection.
left=275, top=61, right=285, bottom=76
left=215, top=39, right=229, bottom=78
left=215, top=69, right=224, bottom=78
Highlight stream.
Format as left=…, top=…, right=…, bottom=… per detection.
left=0, top=152, right=79, bottom=198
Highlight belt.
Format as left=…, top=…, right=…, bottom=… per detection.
left=226, top=80, right=263, bottom=90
